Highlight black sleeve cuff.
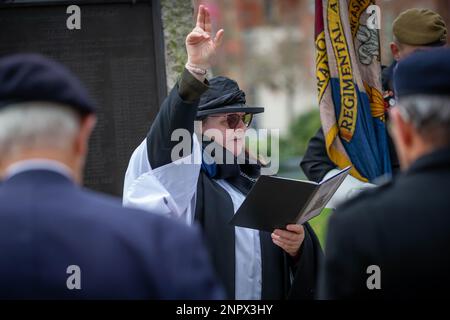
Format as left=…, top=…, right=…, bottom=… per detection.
left=178, top=68, right=209, bottom=102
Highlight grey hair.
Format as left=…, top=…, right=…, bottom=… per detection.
left=397, top=95, right=450, bottom=146
left=0, top=102, right=80, bottom=157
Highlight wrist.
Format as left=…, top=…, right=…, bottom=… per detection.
left=185, top=62, right=208, bottom=75
left=185, top=62, right=208, bottom=82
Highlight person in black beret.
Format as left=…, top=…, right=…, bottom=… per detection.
left=300, top=8, right=448, bottom=202
left=124, top=5, right=323, bottom=300
left=319, top=48, right=450, bottom=299
left=0, top=53, right=224, bottom=299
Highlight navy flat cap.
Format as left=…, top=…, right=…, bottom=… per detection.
left=394, top=47, right=450, bottom=99
left=0, top=53, right=95, bottom=115
left=196, top=76, right=264, bottom=118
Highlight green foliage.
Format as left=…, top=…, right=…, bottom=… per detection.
left=308, top=208, right=332, bottom=249
left=161, top=0, right=193, bottom=87
left=280, top=108, right=321, bottom=160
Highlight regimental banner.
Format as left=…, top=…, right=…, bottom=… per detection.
left=314, top=0, right=392, bottom=182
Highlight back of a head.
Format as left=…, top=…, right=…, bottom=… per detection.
left=0, top=54, right=96, bottom=177
left=394, top=47, right=450, bottom=148
left=0, top=101, right=80, bottom=159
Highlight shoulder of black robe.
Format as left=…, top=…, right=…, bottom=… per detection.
left=300, top=128, right=337, bottom=182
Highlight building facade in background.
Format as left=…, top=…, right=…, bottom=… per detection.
left=192, top=0, right=449, bottom=137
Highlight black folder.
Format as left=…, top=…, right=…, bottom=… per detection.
left=229, top=166, right=351, bottom=232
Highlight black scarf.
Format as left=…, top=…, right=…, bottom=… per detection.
left=200, top=140, right=260, bottom=195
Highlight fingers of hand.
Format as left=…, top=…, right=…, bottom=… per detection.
left=213, top=29, right=224, bottom=48
left=193, top=6, right=222, bottom=48
left=271, top=235, right=298, bottom=249
left=273, top=228, right=302, bottom=243
left=196, top=5, right=211, bottom=33
left=192, top=25, right=210, bottom=35
left=186, top=30, right=210, bottom=45
left=204, top=6, right=211, bottom=33
left=196, top=5, right=205, bottom=30
left=272, top=237, right=287, bottom=250
left=271, top=237, right=297, bottom=255
left=272, top=226, right=304, bottom=256
left=286, top=224, right=304, bottom=234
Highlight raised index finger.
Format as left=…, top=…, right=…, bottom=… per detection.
left=196, top=5, right=205, bottom=30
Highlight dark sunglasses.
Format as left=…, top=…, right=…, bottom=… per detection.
left=208, top=113, right=253, bottom=129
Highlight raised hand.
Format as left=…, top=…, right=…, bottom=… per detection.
left=186, top=4, right=224, bottom=70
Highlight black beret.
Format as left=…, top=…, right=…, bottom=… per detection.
left=0, top=53, right=95, bottom=115
left=394, top=47, right=450, bottom=99
left=197, top=76, right=263, bottom=118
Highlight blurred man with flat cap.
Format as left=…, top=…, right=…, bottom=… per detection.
left=319, top=48, right=450, bottom=299
left=391, top=8, right=447, bottom=60
left=301, top=8, right=447, bottom=202
left=0, top=54, right=223, bottom=299
left=384, top=8, right=448, bottom=92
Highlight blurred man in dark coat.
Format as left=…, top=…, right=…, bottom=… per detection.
left=319, top=48, right=450, bottom=299
left=0, top=54, right=223, bottom=299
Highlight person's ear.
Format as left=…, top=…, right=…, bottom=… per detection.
left=390, top=42, right=401, bottom=61
left=390, top=107, right=413, bottom=149
left=74, top=114, right=97, bottom=157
